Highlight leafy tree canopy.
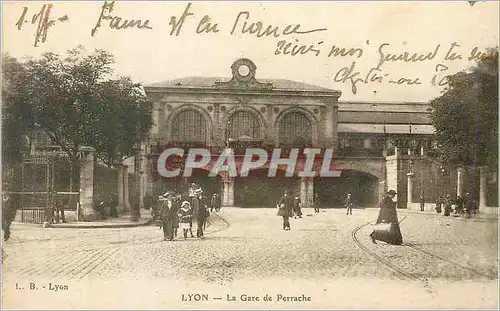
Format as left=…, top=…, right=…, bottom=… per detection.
left=2, top=46, right=152, bottom=167
left=430, top=48, right=498, bottom=171
left=2, top=54, right=34, bottom=164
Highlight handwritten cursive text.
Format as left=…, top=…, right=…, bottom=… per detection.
left=91, top=1, right=153, bottom=37
left=376, top=43, right=441, bottom=69
left=230, top=11, right=327, bottom=38
left=16, top=3, right=69, bottom=47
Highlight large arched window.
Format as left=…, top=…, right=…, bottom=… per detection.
left=228, top=111, right=261, bottom=141
left=171, top=109, right=208, bottom=144
left=279, top=111, right=313, bottom=146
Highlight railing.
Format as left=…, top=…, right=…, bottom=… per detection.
left=336, top=148, right=384, bottom=158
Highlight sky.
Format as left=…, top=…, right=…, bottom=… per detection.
left=2, top=1, right=499, bottom=102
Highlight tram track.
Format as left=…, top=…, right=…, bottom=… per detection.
left=352, top=222, right=496, bottom=285
left=352, top=223, right=419, bottom=281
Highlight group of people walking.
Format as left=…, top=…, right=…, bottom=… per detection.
left=155, top=184, right=220, bottom=241
left=277, top=191, right=357, bottom=231
left=434, top=193, right=478, bottom=218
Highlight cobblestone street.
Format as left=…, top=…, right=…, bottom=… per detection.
left=2, top=208, right=498, bottom=309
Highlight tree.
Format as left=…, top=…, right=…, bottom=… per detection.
left=20, top=46, right=152, bottom=167
left=90, top=77, right=152, bottom=167
left=4, top=46, right=152, bottom=219
left=1, top=54, right=34, bottom=166
left=430, top=48, right=498, bottom=172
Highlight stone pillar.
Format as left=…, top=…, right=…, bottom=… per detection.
left=300, top=178, right=307, bottom=208
left=306, top=178, right=314, bottom=208
left=123, top=165, right=131, bottom=213
left=457, top=167, right=465, bottom=198
left=331, top=104, right=339, bottom=152
left=79, top=146, right=96, bottom=221
left=144, top=156, right=153, bottom=195
left=135, top=147, right=145, bottom=209
left=479, top=166, right=488, bottom=208
left=213, top=104, right=223, bottom=147
left=222, top=177, right=234, bottom=207
left=394, top=146, right=402, bottom=158
left=151, top=102, right=160, bottom=136
left=407, top=172, right=415, bottom=207
left=116, top=164, right=125, bottom=213
left=265, top=104, right=275, bottom=146
left=420, top=141, right=425, bottom=156
left=323, top=101, right=336, bottom=148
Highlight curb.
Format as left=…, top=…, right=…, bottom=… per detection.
left=48, top=219, right=154, bottom=229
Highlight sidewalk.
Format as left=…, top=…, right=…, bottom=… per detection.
left=46, top=209, right=153, bottom=229
left=397, top=208, right=498, bottom=220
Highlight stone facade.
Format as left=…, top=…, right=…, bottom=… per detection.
left=144, top=58, right=341, bottom=207
left=140, top=58, right=496, bottom=212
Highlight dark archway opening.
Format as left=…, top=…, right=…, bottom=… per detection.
left=234, top=169, right=298, bottom=207
left=314, top=170, right=378, bottom=208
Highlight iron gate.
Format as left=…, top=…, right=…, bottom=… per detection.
left=6, top=154, right=79, bottom=224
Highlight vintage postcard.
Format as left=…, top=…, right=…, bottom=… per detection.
left=1, top=1, right=498, bottom=309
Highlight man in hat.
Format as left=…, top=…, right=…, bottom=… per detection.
left=345, top=193, right=355, bottom=215
left=277, top=190, right=294, bottom=231
left=192, top=191, right=208, bottom=238
left=313, top=193, right=321, bottom=213
left=160, top=192, right=177, bottom=241
left=369, top=190, right=403, bottom=245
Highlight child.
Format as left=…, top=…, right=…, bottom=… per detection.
left=178, top=201, right=193, bottom=240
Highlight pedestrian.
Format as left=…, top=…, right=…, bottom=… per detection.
left=313, top=193, right=320, bottom=213
left=277, top=191, right=293, bottom=231
left=456, top=195, right=464, bottom=215
left=293, top=195, right=303, bottom=219
left=369, top=190, right=403, bottom=245
left=419, top=195, right=425, bottom=212
left=192, top=191, right=208, bottom=238
left=43, top=194, right=56, bottom=227
left=54, top=197, right=67, bottom=223
left=2, top=186, right=16, bottom=241
left=464, top=193, right=475, bottom=218
left=201, top=194, right=210, bottom=230
left=444, top=194, right=453, bottom=216
left=435, top=196, right=442, bottom=214
left=172, top=194, right=181, bottom=237
left=210, top=193, right=221, bottom=212
left=345, top=193, right=355, bottom=215
left=159, top=192, right=176, bottom=241
left=178, top=201, right=193, bottom=240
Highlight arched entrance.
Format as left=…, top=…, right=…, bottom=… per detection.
left=234, top=168, right=298, bottom=207
left=314, top=170, right=379, bottom=207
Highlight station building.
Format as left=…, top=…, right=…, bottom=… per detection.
left=142, top=58, right=494, bottom=209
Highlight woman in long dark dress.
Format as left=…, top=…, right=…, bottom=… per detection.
left=369, top=190, right=403, bottom=245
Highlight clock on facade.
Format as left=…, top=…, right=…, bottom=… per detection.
left=238, top=64, right=250, bottom=77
